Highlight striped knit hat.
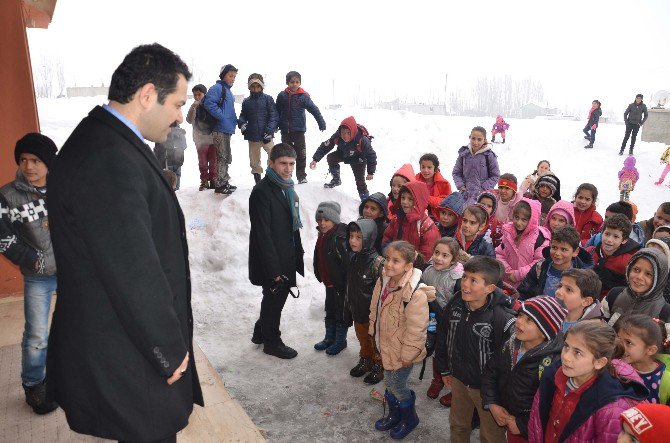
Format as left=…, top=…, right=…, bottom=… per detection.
left=519, top=296, right=567, bottom=341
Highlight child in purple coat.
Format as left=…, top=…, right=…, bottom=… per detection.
left=491, top=115, right=510, bottom=144
left=452, top=126, right=500, bottom=206
left=618, top=156, right=639, bottom=202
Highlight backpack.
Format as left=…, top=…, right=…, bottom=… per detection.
left=195, top=86, right=226, bottom=134
left=334, top=124, right=373, bottom=153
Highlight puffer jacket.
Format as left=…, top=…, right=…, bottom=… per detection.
left=276, top=87, right=326, bottom=133
left=358, top=192, right=388, bottom=255
left=451, top=144, right=500, bottom=206
left=202, top=80, right=237, bottom=134
left=517, top=245, right=594, bottom=300
left=420, top=262, right=463, bottom=310
left=604, top=248, right=670, bottom=324
left=0, top=170, right=55, bottom=276
left=528, top=360, right=647, bottom=443
left=496, top=198, right=551, bottom=288
left=574, top=204, right=603, bottom=246
left=346, top=219, right=383, bottom=324
left=415, top=170, right=452, bottom=212
left=387, top=163, right=416, bottom=220
left=238, top=92, right=279, bottom=142
left=312, top=116, right=376, bottom=174
left=543, top=200, right=576, bottom=230
left=481, top=335, right=563, bottom=439
left=382, top=181, right=440, bottom=261
left=492, top=115, right=510, bottom=132
left=435, top=288, right=516, bottom=388
left=369, top=267, right=436, bottom=370
left=624, top=102, right=648, bottom=125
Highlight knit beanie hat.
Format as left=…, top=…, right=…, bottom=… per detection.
left=620, top=404, right=670, bottom=443
left=248, top=73, right=265, bottom=89
left=519, top=296, right=567, bottom=341
left=14, top=133, right=58, bottom=168
left=219, top=64, right=237, bottom=79
left=536, top=174, right=558, bottom=194
left=315, top=201, right=341, bottom=224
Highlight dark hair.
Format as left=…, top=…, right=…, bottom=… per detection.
left=614, top=314, right=668, bottom=354
left=561, top=268, right=602, bottom=300
left=659, top=202, right=670, bottom=215
left=433, top=237, right=461, bottom=260
left=565, top=321, right=623, bottom=377
left=606, top=201, right=634, bottom=222
left=636, top=94, right=643, bottom=99
left=386, top=240, right=424, bottom=269
left=552, top=226, right=581, bottom=250
left=463, top=204, right=488, bottom=226
left=603, top=213, right=632, bottom=239
left=463, top=256, right=502, bottom=285
left=269, top=143, right=297, bottom=160
left=574, top=183, right=598, bottom=202
left=499, top=172, right=517, bottom=184
left=471, top=126, right=487, bottom=138
left=532, top=160, right=551, bottom=176
left=592, top=100, right=601, bottom=107
left=286, top=71, right=301, bottom=84
left=512, top=200, right=531, bottom=219
left=192, top=84, right=207, bottom=94
left=419, top=153, right=440, bottom=171
left=108, top=43, right=192, bottom=105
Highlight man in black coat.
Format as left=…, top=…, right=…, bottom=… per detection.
left=249, top=143, right=305, bottom=359
left=47, top=44, right=203, bottom=443
left=619, top=93, right=648, bottom=156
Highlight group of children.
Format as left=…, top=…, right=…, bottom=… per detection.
left=306, top=128, right=670, bottom=440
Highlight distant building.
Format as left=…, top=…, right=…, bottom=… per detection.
left=405, top=104, right=448, bottom=116
left=520, top=102, right=559, bottom=119
left=67, top=86, right=109, bottom=98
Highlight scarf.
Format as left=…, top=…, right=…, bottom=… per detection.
left=265, top=166, right=302, bottom=231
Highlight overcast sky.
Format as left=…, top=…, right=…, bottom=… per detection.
left=27, top=0, right=670, bottom=115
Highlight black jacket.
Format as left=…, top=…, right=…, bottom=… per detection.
left=313, top=222, right=348, bottom=290
left=46, top=106, right=203, bottom=441
left=248, top=176, right=305, bottom=287
left=624, top=102, right=648, bottom=125
left=434, top=288, right=516, bottom=388
left=586, top=107, right=602, bottom=128
left=312, top=130, right=377, bottom=175
left=481, top=335, right=563, bottom=439
left=345, top=219, right=383, bottom=324
left=238, top=92, right=279, bottom=142
left=358, top=192, right=389, bottom=255
left=518, top=245, right=594, bottom=300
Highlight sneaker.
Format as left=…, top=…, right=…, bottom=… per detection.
left=584, top=135, right=590, bottom=140
left=298, top=178, right=308, bottom=184
left=214, top=183, right=234, bottom=195
left=263, top=343, right=298, bottom=359
left=323, top=178, right=342, bottom=188
left=23, top=381, right=58, bottom=415
left=618, top=150, right=624, bottom=156
left=363, top=363, right=384, bottom=384
left=584, top=144, right=593, bottom=149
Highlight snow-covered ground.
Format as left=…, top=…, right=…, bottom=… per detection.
left=38, top=97, right=669, bottom=442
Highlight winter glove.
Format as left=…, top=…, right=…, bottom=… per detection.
left=240, top=122, right=248, bottom=133
left=263, top=133, right=273, bottom=143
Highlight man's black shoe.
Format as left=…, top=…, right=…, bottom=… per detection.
left=263, top=344, right=297, bottom=359
left=23, top=381, right=58, bottom=415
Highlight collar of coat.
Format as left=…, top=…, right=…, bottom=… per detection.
left=380, top=267, right=436, bottom=304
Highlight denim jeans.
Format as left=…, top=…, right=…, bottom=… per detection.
left=583, top=126, right=596, bottom=144
left=21, top=274, right=57, bottom=386
left=385, top=365, right=414, bottom=401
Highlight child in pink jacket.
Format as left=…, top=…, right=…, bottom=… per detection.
left=496, top=198, right=551, bottom=289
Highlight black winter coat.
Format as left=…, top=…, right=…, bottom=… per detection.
left=248, top=177, right=304, bottom=287
left=345, top=219, right=384, bottom=324
left=481, top=335, right=563, bottom=439
left=313, top=222, right=348, bottom=290
left=276, top=89, right=326, bottom=133
left=312, top=130, right=377, bottom=175
left=586, top=107, right=602, bottom=128
left=238, top=92, right=279, bottom=142
left=434, top=288, right=516, bottom=388
left=46, top=106, right=203, bottom=441
left=624, top=102, right=648, bottom=125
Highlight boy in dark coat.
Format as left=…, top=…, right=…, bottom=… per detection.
left=481, top=296, right=567, bottom=440
left=313, top=201, right=350, bottom=355
left=276, top=70, right=326, bottom=184
left=346, top=219, right=385, bottom=384
left=358, top=192, right=388, bottom=255
left=620, top=93, right=648, bottom=156
left=238, top=73, right=278, bottom=183
left=311, top=116, right=377, bottom=200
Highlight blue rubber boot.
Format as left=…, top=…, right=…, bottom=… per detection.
left=390, top=390, right=419, bottom=439
left=325, top=323, right=348, bottom=355
left=375, top=390, right=401, bottom=431
left=314, top=319, right=336, bottom=351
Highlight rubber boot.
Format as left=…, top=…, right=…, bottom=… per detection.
left=253, top=173, right=261, bottom=184
left=426, top=359, right=444, bottom=399
left=325, top=323, right=348, bottom=355
left=375, top=390, right=401, bottom=431
left=390, top=390, right=419, bottom=439
left=324, top=168, right=342, bottom=188
left=314, top=319, right=336, bottom=351
left=359, top=192, right=370, bottom=201
left=364, top=363, right=384, bottom=384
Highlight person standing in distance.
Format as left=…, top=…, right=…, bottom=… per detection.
left=620, top=93, right=648, bottom=156
left=249, top=143, right=305, bottom=359
left=47, top=43, right=203, bottom=443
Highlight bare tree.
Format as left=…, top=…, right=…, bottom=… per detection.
left=56, top=60, right=66, bottom=97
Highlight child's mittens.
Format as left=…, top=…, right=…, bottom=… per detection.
left=263, top=133, right=273, bottom=143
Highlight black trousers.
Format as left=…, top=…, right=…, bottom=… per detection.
left=324, top=285, right=346, bottom=323
left=255, top=284, right=290, bottom=347
left=326, top=151, right=368, bottom=194
left=621, top=123, right=641, bottom=150
left=281, top=131, right=307, bottom=180
left=119, top=435, right=176, bottom=443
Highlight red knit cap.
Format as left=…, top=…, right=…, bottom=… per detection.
left=620, top=404, right=670, bottom=442
left=498, top=178, right=517, bottom=192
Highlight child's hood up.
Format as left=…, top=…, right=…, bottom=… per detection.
left=347, top=218, right=378, bottom=254
left=626, top=248, right=669, bottom=301
left=543, top=200, right=576, bottom=228
left=623, top=156, right=637, bottom=170
left=339, top=116, right=359, bottom=139
left=392, top=163, right=416, bottom=182
left=394, top=181, right=430, bottom=221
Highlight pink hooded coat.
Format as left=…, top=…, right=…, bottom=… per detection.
left=496, top=198, right=551, bottom=288
left=543, top=200, right=576, bottom=230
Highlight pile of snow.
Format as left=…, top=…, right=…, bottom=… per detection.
left=39, top=98, right=668, bottom=441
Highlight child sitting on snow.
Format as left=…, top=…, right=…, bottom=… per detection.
left=618, top=156, right=639, bottom=202
left=491, top=115, right=510, bottom=144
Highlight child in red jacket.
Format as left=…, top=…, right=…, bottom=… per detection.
left=387, top=163, right=415, bottom=220
left=573, top=183, right=603, bottom=245
left=415, top=153, right=452, bottom=215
